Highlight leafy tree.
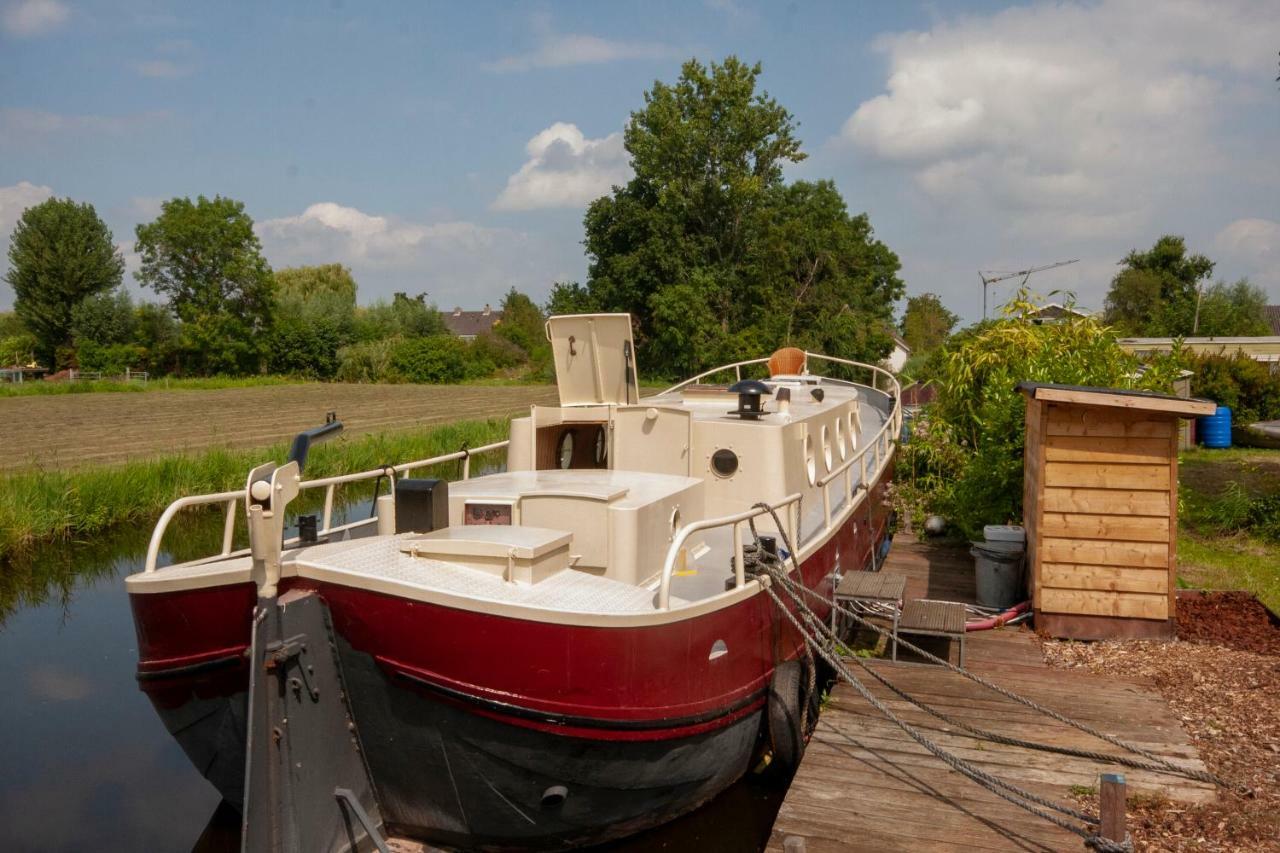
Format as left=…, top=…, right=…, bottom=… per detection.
left=274, top=264, right=357, bottom=305
left=901, top=293, right=959, bottom=354
left=355, top=292, right=445, bottom=342
left=134, top=196, right=274, bottom=375
left=269, top=265, right=358, bottom=379
left=5, top=197, right=124, bottom=367
left=916, top=290, right=1181, bottom=538
left=578, top=57, right=901, bottom=375
left=494, top=288, right=551, bottom=376
left=72, top=288, right=136, bottom=347
left=1193, top=279, right=1270, bottom=337
left=1103, top=236, right=1217, bottom=335
left=544, top=282, right=597, bottom=316
left=133, top=302, right=181, bottom=374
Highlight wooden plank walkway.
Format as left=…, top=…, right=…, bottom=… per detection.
left=768, top=534, right=1214, bottom=852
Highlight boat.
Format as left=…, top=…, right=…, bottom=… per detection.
left=126, top=314, right=901, bottom=851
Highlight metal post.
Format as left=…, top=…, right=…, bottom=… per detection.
left=732, top=522, right=745, bottom=589
left=1099, top=773, right=1126, bottom=848
left=222, top=498, right=237, bottom=555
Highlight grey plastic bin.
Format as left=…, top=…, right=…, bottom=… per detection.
left=971, top=540, right=1026, bottom=610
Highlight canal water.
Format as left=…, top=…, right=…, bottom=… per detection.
left=0, top=496, right=786, bottom=852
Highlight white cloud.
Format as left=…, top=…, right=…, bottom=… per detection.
left=2, top=0, right=69, bottom=37
left=1215, top=218, right=1280, bottom=292
left=257, top=201, right=569, bottom=305
left=0, top=181, right=54, bottom=308
left=841, top=0, right=1278, bottom=241
left=485, top=24, right=675, bottom=72
left=493, top=123, right=630, bottom=211
left=0, top=181, right=54, bottom=242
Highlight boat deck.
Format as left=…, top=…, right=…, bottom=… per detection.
left=767, top=534, right=1215, bottom=852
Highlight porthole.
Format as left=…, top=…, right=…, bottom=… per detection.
left=804, top=434, right=816, bottom=485
left=711, top=448, right=739, bottom=478
left=847, top=411, right=858, bottom=450
left=670, top=506, right=682, bottom=538
left=821, top=425, right=833, bottom=472
left=594, top=426, right=608, bottom=466
left=835, top=416, right=848, bottom=460
left=557, top=431, right=574, bottom=469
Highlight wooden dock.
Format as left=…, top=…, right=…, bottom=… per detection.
left=768, top=534, right=1215, bottom=852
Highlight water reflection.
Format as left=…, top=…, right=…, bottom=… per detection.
left=0, top=481, right=785, bottom=852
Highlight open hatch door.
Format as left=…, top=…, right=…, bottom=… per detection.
left=545, top=313, right=639, bottom=406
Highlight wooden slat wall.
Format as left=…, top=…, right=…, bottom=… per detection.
left=1031, top=403, right=1175, bottom=622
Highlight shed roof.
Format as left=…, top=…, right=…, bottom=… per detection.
left=1016, top=382, right=1215, bottom=417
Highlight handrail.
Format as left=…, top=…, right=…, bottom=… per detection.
left=655, top=352, right=902, bottom=610
left=656, top=357, right=770, bottom=396
left=657, top=492, right=803, bottom=611
left=144, top=440, right=511, bottom=573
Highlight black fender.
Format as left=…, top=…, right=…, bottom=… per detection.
left=766, top=660, right=805, bottom=773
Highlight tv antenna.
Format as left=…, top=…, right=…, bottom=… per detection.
left=979, top=259, right=1079, bottom=319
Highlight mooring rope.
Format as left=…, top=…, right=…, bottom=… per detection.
left=759, top=580, right=1132, bottom=852
left=747, top=502, right=1227, bottom=791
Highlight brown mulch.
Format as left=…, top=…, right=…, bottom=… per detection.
left=1177, top=591, right=1280, bottom=656
left=1043, top=638, right=1280, bottom=852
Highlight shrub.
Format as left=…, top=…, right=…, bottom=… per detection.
left=920, top=291, right=1179, bottom=539
left=77, top=341, right=146, bottom=376
left=390, top=335, right=493, bottom=384
left=1187, top=352, right=1280, bottom=425
left=335, top=337, right=401, bottom=383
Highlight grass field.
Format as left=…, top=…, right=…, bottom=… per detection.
left=1178, top=447, right=1280, bottom=612
left=0, top=375, right=303, bottom=398
left=0, top=417, right=514, bottom=560
left=0, top=382, right=558, bottom=472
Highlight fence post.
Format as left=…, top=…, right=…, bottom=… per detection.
left=1099, top=773, right=1126, bottom=848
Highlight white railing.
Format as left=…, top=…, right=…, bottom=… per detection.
left=656, top=493, right=804, bottom=611
left=143, top=440, right=509, bottom=573
left=657, top=357, right=771, bottom=396
left=656, top=352, right=901, bottom=610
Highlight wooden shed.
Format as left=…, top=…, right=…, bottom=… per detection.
left=1019, top=383, right=1216, bottom=640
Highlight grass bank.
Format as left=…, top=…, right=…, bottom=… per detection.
left=0, top=374, right=304, bottom=398
left=0, top=417, right=510, bottom=561
left=1177, top=447, right=1280, bottom=612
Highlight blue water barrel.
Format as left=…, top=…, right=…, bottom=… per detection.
left=1197, top=406, right=1232, bottom=448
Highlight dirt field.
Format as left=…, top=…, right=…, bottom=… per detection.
left=0, top=383, right=559, bottom=471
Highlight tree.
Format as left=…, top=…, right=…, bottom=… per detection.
left=274, top=264, right=357, bottom=305
left=1103, top=235, right=1215, bottom=335
left=544, top=282, right=597, bottom=316
left=269, top=264, right=358, bottom=379
left=355, top=292, right=445, bottom=342
left=135, top=196, right=274, bottom=375
left=1193, top=278, right=1270, bottom=336
left=5, top=197, right=124, bottom=367
left=901, top=293, right=959, bottom=354
left=578, top=57, right=901, bottom=375
left=72, top=288, right=136, bottom=347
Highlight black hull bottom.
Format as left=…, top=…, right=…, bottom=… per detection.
left=340, top=640, right=762, bottom=851
left=149, top=643, right=763, bottom=851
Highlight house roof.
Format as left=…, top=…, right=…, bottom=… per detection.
left=441, top=305, right=501, bottom=338
left=889, top=330, right=911, bottom=353
left=1028, top=302, right=1091, bottom=319
left=1264, top=305, right=1280, bottom=335
left=1016, top=382, right=1215, bottom=417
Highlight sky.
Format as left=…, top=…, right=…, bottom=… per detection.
left=1, top=0, right=1277, bottom=323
